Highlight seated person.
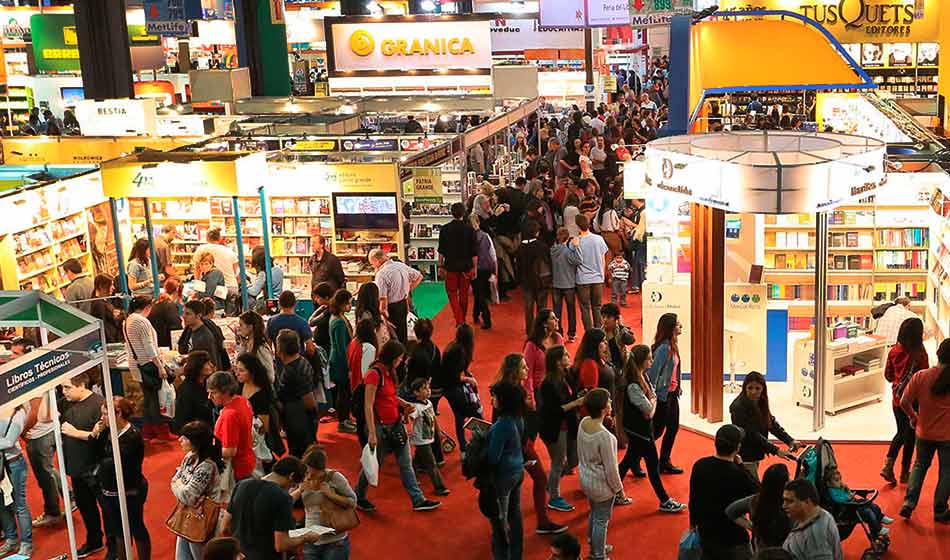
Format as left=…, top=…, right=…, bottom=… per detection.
left=824, top=465, right=893, bottom=540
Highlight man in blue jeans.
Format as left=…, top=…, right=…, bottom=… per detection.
left=571, top=214, right=608, bottom=333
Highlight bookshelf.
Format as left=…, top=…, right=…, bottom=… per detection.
left=129, top=197, right=211, bottom=277
left=764, top=203, right=929, bottom=330
left=210, top=197, right=264, bottom=257
left=268, top=196, right=333, bottom=293
left=404, top=166, right=464, bottom=282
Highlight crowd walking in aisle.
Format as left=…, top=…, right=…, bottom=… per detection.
left=4, top=54, right=948, bottom=560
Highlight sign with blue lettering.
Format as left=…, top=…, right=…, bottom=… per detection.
left=143, top=0, right=201, bottom=37
left=0, top=328, right=101, bottom=411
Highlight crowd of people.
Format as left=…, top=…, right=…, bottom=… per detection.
left=3, top=56, right=948, bottom=560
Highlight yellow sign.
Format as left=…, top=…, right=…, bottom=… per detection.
left=63, top=25, right=76, bottom=45
left=1, top=137, right=202, bottom=165
left=100, top=153, right=267, bottom=198
left=379, top=36, right=475, bottom=56
left=718, top=0, right=939, bottom=42
left=268, top=162, right=400, bottom=197
left=412, top=167, right=442, bottom=201
left=291, top=140, right=338, bottom=152
left=349, top=29, right=374, bottom=57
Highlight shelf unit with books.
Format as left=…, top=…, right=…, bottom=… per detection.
left=129, top=197, right=212, bottom=277
left=268, top=196, right=333, bottom=293
left=764, top=202, right=930, bottom=329
left=404, top=164, right=463, bottom=282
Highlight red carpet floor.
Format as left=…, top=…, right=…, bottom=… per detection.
left=23, top=289, right=950, bottom=559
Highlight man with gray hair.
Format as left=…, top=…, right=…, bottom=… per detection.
left=874, top=296, right=920, bottom=345
left=369, top=249, right=423, bottom=343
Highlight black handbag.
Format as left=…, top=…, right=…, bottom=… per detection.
left=380, top=421, right=408, bottom=449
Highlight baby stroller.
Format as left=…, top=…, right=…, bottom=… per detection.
left=794, top=438, right=889, bottom=559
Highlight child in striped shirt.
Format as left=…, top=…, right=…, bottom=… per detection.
left=607, top=255, right=632, bottom=306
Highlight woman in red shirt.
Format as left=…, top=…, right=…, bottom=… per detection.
left=882, top=317, right=929, bottom=485
left=523, top=310, right=564, bottom=409
left=354, top=340, right=441, bottom=513
left=574, top=329, right=615, bottom=399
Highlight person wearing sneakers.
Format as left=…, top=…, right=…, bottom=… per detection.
left=59, top=373, right=105, bottom=558
left=0, top=405, right=32, bottom=558
left=22, top=393, right=63, bottom=529
left=354, top=340, right=440, bottom=513
left=577, top=388, right=623, bottom=560
left=616, top=345, right=686, bottom=514
left=540, top=345, right=586, bottom=515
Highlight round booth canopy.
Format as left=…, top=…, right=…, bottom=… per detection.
left=641, top=131, right=886, bottom=214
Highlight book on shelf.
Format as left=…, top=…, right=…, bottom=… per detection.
left=875, top=250, right=927, bottom=270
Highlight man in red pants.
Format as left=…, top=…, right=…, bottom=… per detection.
left=438, top=202, right=478, bottom=326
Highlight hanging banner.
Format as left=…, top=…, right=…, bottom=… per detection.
left=270, top=0, right=286, bottom=25
left=412, top=167, right=443, bottom=202
left=30, top=14, right=79, bottom=72
left=489, top=18, right=584, bottom=54
left=628, top=0, right=693, bottom=28
left=291, top=139, right=338, bottom=152
left=100, top=152, right=267, bottom=198
left=341, top=138, right=399, bottom=152
left=143, top=0, right=201, bottom=37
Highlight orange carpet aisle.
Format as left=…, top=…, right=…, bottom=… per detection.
left=23, top=289, right=950, bottom=559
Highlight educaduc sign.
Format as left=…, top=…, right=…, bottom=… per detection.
left=718, top=0, right=938, bottom=42
left=325, top=16, right=492, bottom=76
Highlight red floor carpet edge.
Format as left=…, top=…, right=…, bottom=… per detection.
left=21, top=289, right=950, bottom=559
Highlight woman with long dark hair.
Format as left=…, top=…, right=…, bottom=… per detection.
left=170, top=421, right=223, bottom=560
left=433, top=323, right=481, bottom=453
left=235, top=352, right=281, bottom=471
left=729, top=371, right=798, bottom=480
left=539, top=346, right=586, bottom=513
left=173, top=351, right=215, bottom=434
left=127, top=238, right=154, bottom=296
left=493, top=354, right=567, bottom=535
left=355, top=282, right=392, bottom=348
left=524, top=309, right=564, bottom=408
left=485, top=381, right=528, bottom=559
left=90, top=274, right=123, bottom=343
left=882, top=317, right=929, bottom=485
left=574, top=329, right=615, bottom=398
left=617, top=345, right=685, bottom=513
left=355, top=340, right=440, bottom=513
left=236, top=311, right=275, bottom=383
left=348, top=318, right=378, bottom=442
left=726, top=463, right=792, bottom=550
left=899, top=337, right=950, bottom=521
left=646, top=313, right=684, bottom=474
left=328, top=290, right=355, bottom=431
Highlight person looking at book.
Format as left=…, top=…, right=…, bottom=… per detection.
left=309, top=234, right=345, bottom=293
left=247, top=246, right=284, bottom=309
left=875, top=296, right=920, bottom=345
left=197, top=227, right=239, bottom=293
left=127, top=238, right=155, bottom=296
left=289, top=446, right=357, bottom=560
left=192, top=250, right=226, bottom=310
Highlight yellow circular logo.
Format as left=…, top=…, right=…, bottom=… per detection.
left=349, top=30, right=374, bottom=57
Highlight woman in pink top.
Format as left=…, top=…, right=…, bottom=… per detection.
left=899, top=338, right=950, bottom=522
left=524, top=310, right=565, bottom=408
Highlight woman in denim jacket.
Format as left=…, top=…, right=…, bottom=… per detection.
left=645, top=313, right=684, bottom=475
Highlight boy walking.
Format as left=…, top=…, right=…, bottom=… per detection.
left=607, top=255, right=631, bottom=306
left=409, top=379, right=450, bottom=496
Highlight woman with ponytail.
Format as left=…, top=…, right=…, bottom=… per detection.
left=899, top=337, right=950, bottom=521
left=170, top=421, right=223, bottom=560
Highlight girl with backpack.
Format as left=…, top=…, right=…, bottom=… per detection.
left=353, top=341, right=441, bottom=514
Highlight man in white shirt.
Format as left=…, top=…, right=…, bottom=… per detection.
left=874, top=296, right=920, bottom=345
left=639, top=93, right=657, bottom=111
left=589, top=110, right=606, bottom=135
left=197, top=227, right=239, bottom=289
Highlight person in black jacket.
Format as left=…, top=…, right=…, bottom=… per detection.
left=432, top=323, right=480, bottom=453
left=308, top=282, right=335, bottom=354
left=173, top=351, right=215, bottom=434
left=539, top=345, right=586, bottom=512
left=405, top=318, right=441, bottom=388
left=517, top=220, right=551, bottom=337
left=729, top=371, right=799, bottom=481
left=148, top=277, right=183, bottom=348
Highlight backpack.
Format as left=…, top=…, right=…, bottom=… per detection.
left=461, top=428, right=493, bottom=481
left=871, top=301, right=896, bottom=319
left=352, top=365, right=385, bottom=427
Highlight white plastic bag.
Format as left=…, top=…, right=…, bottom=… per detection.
left=361, top=443, right=379, bottom=487
left=406, top=311, right=419, bottom=342
left=158, top=378, right=175, bottom=419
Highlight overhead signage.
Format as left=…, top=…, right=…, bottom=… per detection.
left=74, top=99, right=158, bottom=137
left=143, top=0, right=202, bottom=37
left=399, top=138, right=432, bottom=151
left=539, top=0, right=630, bottom=28
left=412, top=167, right=443, bottom=202
left=629, top=0, right=693, bottom=28
left=100, top=153, right=268, bottom=198
left=341, top=138, right=398, bottom=152
left=326, top=16, right=493, bottom=76
left=155, top=115, right=214, bottom=136
left=1, top=137, right=199, bottom=166
left=0, top=327, right=101, bottom=411
left=489, top=18, right=584, bottom=54
left=268, top=162, right=400, bottom=197
left=717, top=0, right=939, bottom=43
left=30, top=14, right=78, bottom=72
left=291, top=139, right=338, bottom=152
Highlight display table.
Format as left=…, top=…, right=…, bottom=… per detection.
left=792, top=335, right=887, bottom=414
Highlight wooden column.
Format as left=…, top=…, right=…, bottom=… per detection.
left=690, top=203, right=725, bottom=422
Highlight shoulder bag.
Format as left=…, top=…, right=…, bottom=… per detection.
left=894, top=355, right=919, bottom=400
left=318, top=470, right=360, bottom=532
left=165, top=460, right=222, bottom=543
left=124, top=319, right=163, bottom=392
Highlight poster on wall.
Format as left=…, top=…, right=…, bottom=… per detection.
left=723, top=283, right=767, bottom=379
left=412, top=167, right=443, bottom=203
left=917, top=42, right=939, bottom=66
left=862, top=43, right=884, bottom=67
left=884, top=43, right=914, bottom=67
left=642, top=281, right=692, bottom=375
